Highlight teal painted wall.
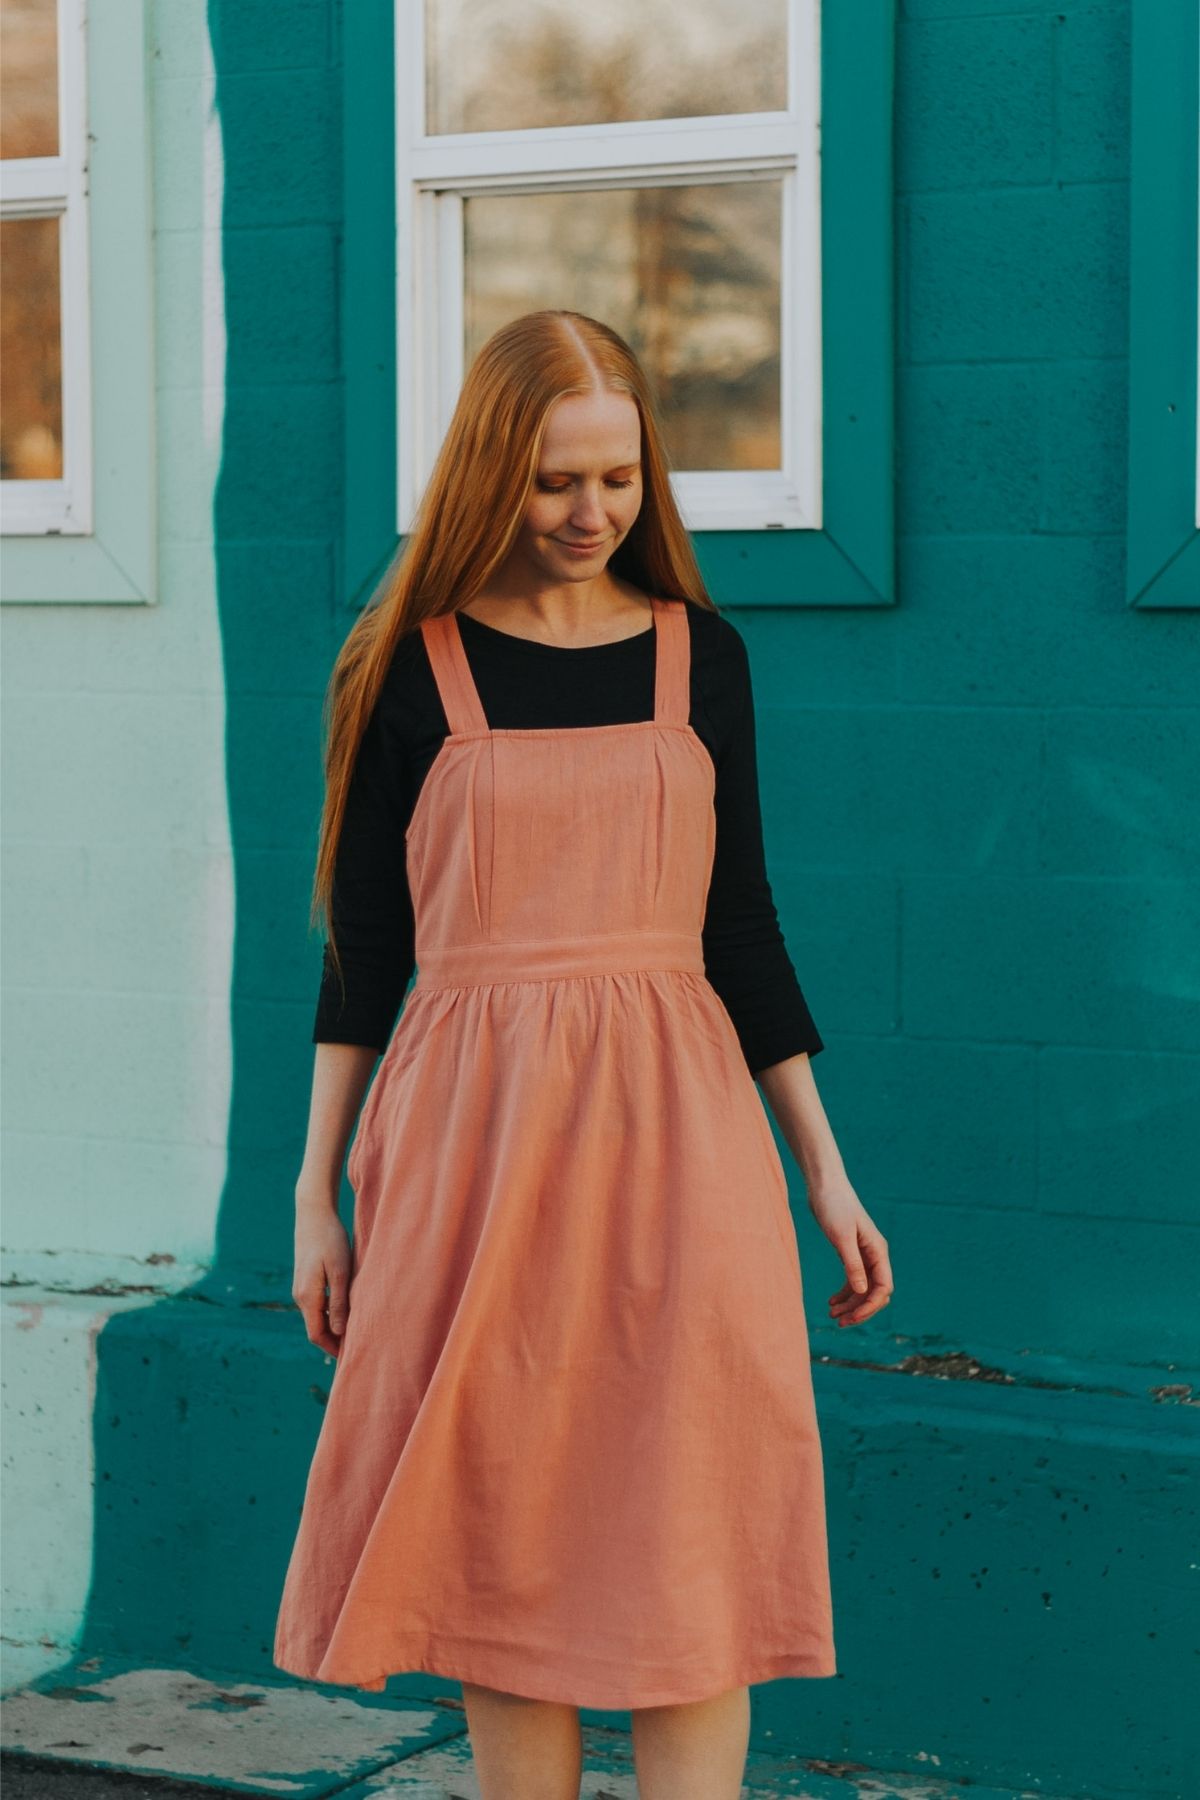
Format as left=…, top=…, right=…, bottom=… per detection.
left=764, top=0, right=1199, bottom=1377
left=65, top=4, right=1200, bottom=1799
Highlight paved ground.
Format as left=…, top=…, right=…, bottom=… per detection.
left=0, top=1656, right=1081, bottom=1800
left=1, top=1757, right=251, bottom=1799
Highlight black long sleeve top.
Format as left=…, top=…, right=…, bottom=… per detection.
left=313, top=598, right=824, bottom=1077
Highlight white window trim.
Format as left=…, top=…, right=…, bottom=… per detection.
left=1, top=0, right=155, bottom=605
left=0, top=0, right=91, bottom=534
left=395, top=0, right=823, bottom=535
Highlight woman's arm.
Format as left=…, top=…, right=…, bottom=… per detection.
left=756, top=1051, right=844, bottom=1191
left=312, top=678, right=417, bottom=1051
left=706, top=619, right=895, bottom=1328
left=295, top=670, right=417, bottom=1351
left=296, top=1042, right=378, bottom=1202
left=756, top=1053, right=893, bottom=1329
left=700, top=624, right=825, bottom=1074
left=292, top=1043, right=377, bottom=1355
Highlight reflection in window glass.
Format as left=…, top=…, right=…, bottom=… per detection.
left=0, top=0, right=58, bottom=160
left=0, top=215, right=63, bottom=478
left=426, top=0, right=786, bottom=134
left=464, top=181, right=781, bottom=471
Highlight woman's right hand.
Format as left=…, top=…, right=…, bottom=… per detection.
left=293, top=1192, right=353, bottom=1355
left=291, top=1043, right=381, bottom=1353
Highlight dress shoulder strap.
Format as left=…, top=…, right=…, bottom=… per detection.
left=652, top=597, right=691, bottom=727
left=419, top=611, right=489, bottom=735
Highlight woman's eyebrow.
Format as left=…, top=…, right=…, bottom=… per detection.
left=538, top=461, right=641, bottom=476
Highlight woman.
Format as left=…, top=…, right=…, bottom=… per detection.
left=273, top=310, right=893, bottom=1800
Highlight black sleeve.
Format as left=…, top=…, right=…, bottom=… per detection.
left=701, top=628, right=825, bottom=1077
left=311, top=689, right=416, bottom=1052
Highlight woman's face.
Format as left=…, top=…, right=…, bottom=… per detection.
left=514, top=389, right=644, bottom=583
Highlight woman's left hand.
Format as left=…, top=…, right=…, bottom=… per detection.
left=808, top=1174, right=894, bottom=1328
left=753, top=1053, right=894, bottom=1328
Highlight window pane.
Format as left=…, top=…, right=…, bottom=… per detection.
left=0, top=0, right=58, bottom=159
left=426, top=0, right=786, bottom=134
left=463, top=181, right=781, bottom=472
left=0, top=215, right=63, bottom=479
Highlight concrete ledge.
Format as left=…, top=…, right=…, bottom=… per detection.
left=3, top=1284, right=1197, bottom=1798
left=0, top=1654, right=1092, bottom=1800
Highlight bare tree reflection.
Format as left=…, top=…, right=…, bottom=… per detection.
left=451, top=6, right=786, bottom=471
left=1, top=0, right=63, bottom=480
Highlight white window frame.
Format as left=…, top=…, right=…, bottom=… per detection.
left=396, top=0, right=823, bottom=535
left=0, top=0, right=92, bottom=534
left=1, top=0, right=154, bottom=604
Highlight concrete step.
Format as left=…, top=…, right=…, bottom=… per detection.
left=0, top=1656, right=1084, bottom=1800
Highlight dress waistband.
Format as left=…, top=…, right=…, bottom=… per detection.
left=413, top=929, right=706, bottom=990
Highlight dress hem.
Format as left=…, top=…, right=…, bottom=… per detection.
left=273, top=1642, right=838, bottom=1710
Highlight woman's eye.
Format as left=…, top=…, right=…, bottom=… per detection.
left=536, top=478, right=635, bottom=492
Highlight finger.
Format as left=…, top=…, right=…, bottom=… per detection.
left=860, top=1234, right=894, bottom=1292
left=835, top=1239, right=870, bottom=1296
left=829, top=1272, right=879, bottom=1308
left=326, top=1272, right=350, bottom=1338
left=833, top=1234, right=893, bottom=1314
left=837, top=1301, right=880, bottom=1326
left=295, top=1287, right=340, bottom=1355
left=306, top=1295, right=342, bottom=1356
left=837, top=1283, right=894, bottom=1326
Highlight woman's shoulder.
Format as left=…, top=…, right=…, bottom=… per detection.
left=678, top=597, right=751, bottom=688
left=678, top=593, right=746, bottom=641
left=351, top=618, right=440, bottom=752
left=379, top=616, right=438, bottom=697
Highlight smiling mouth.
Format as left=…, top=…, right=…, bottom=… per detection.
left=557, top=538, right=607, bottom=550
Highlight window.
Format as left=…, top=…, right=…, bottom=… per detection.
left=341, top=0, right=894, bottom=607
left=0, top=0, right=154, bottom=605
left=400, top=0, right=818, bottom=533
left=0, top=0, right=90, bottom=534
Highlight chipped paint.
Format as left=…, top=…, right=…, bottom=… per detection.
left=0, top=1664, right=1093, bottom=1800
left=814, top=1340, right=1199, bottom=1403
left=1, top=1667, right=460, bottom=1796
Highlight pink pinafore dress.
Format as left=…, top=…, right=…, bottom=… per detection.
left=273, top=595, right=836, bottom=1708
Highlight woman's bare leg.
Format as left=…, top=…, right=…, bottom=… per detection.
left=459, top=1681, right=584, bottom=1800
left=630, top=1683, right=751, bottom=1800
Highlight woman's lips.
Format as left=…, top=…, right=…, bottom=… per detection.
left=557, top=538, right=607, bottom=553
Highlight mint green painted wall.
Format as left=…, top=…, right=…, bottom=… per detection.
left=0, top=4, right=236, bottom=1694
left=0, top=4, right=232, bottom=1293
left=8, top=4, right=1195, bottom=1798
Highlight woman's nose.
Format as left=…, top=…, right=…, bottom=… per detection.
left=570, top=489, right=609, bottom=528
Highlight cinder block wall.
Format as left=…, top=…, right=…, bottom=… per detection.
left=1, top=0, right=241, bottom=1700
left=755, top=0, right=1198, bottom=1387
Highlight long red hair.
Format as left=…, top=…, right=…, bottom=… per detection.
left=313, top=308, right=718, bottom=987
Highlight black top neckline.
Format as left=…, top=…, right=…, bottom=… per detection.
left=455, top=607, right=656, bottom=655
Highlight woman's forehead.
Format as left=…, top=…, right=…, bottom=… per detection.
left=540, top=394, right=641, bottom=467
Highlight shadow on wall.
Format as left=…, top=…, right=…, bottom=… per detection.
left=63, top=0, right=434, bottom=1711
